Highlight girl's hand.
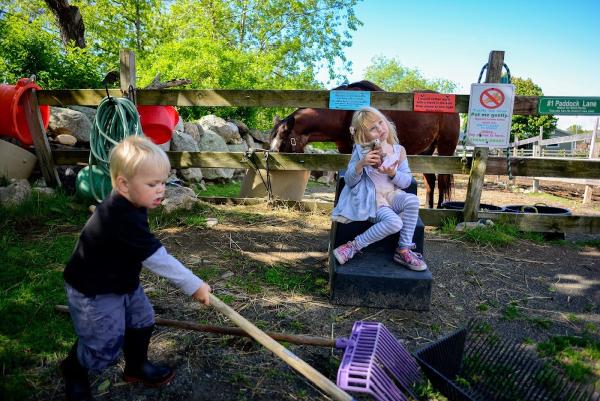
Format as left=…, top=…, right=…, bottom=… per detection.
left=362, top=149, right=382, bottom=167
left=379, top=160, right=399, bottom=177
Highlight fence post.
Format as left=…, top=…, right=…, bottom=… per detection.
left=583, top=118, right=599, bottom=204
left=463, top=50, right=504, bottom=222
left=23, top=89, right=61, bottom=187
left=532, top=126, right=543, bottom=192
left=119, top=49, right=136, bottom=99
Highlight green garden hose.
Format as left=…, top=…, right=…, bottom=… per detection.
left=76, top=96, right=143, bottom=202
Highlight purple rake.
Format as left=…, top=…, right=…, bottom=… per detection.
left=337, top=321, right=422, bottom=401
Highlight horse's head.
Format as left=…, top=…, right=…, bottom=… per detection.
left=269, top=115, right=305, bottom=152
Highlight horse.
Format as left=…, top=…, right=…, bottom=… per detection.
left=269, top=80, right=460, bottom=208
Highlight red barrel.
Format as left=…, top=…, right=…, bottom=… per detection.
left=136, top=105, right=179, bottom=145
left=0, top=78, right=50, bottom=146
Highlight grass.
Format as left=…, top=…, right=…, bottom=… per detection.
left=0, top=191, right=89, bottom=400
left=194, top=180, right=242, bottom=198
left=537, top=335, right=600, bottom=383
left=0, top=189, right=331, bottom=400
left=440, top=216, right=545, bottom=246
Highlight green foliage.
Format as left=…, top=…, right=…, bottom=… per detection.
left=0, top=7, right=105, bottom=88
left=566, top=124, right=591, bottom=134
left=364, top=55, right=457, bottom=93
left=510, top=77, right=558, bottom=141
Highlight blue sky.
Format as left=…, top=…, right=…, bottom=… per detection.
left=324, top=0, right=600, bottom=130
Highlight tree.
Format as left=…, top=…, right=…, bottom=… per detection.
left=510, top=77, right=557, bottom=141
left=43, top=0, right=85, bottom=48
left=0, top=4, right=104, bottom=88
left=566, top=124, right=589, bottom=134
left=364, top=56, right=457, bottom=93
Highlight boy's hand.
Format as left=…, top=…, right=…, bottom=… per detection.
left=192, top=283, right=212, bottom=305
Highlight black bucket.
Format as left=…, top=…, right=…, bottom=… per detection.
left=504, top=204, right=571, bottom=215
left=441, top=201, right=505, bottom=212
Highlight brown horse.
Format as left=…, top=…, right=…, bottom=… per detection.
left=269, top=80, right=460, bottom=208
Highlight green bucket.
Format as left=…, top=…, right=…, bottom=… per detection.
left=76, top=165, right=113, bottom=202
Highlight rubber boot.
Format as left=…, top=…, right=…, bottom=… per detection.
left=60, top=342, right=96, bottom=401
left=122, top=325, right=175, bottom=387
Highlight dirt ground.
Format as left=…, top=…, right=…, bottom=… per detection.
left=40, top=177, right=600, bottom=401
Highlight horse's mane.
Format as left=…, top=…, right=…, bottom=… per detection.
left=332, top=80, right=384, bottom=92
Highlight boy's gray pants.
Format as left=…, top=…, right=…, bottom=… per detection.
left=65, top=283, right=155, bottom=371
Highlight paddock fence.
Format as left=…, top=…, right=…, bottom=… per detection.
left=22, top=50, right=600, bottom=235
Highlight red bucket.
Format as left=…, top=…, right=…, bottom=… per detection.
left=0, top=78, right=50, bottom=146
left=136, top=105, right=179, bottom=145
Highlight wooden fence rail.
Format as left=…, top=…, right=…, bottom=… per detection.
left=37, top=89, right=543, bottom=114
left=51, top=150, right=600, bottom=178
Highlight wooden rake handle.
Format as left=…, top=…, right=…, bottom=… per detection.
left=209, top=294, right=354, bottom=401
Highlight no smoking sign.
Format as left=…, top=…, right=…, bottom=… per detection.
left=479, top=87, right=505, bottom=109
left=467, top=83, right=515, bottom=148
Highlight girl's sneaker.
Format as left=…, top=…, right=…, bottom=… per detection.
left=333, top=241, right=359, bottom=265
left=393, top=247, right=427, bottom=271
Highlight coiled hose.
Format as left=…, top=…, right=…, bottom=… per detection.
left=77, top=96, right=143, bottom=202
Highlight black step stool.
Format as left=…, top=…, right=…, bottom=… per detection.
left=328, top=173, right=431, bottom=310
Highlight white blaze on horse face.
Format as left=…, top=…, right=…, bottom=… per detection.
left=269, top=135, right=282, bottom=151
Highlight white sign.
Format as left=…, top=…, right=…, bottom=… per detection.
left=466, top=83, right=515, bottom=148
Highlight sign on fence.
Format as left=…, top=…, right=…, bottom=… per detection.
left=329, top=90, right=371, bottom=110
left=413, top=93, right=456, bottom=113
left=538, top=97, right=600, bottom=115
left=467, top=83, right=515, bottom=148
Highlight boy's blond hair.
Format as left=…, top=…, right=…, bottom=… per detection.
left=109, top=136, right=170, bottom=186
left=350, top=107, right=399, bottom=146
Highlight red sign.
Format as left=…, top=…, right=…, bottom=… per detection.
left=479, top=87, right=505, bottom=109
left=413, top=93, right=456, bottom=113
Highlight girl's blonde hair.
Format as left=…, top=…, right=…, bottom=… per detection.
left=350, top=107, right=399, bottom=146
left=109, top=136, right=170, bottom=186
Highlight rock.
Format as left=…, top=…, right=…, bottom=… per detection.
left=228, top=119, right=250, bottom=136
left=49, top=107, right=92, bottom=143
left=33, top=187, right=55, bottom=196
left=198, top=115, right=242, bottom=144
left=67, top=106, right=97, bottom=124
left=205, top=217, right=218, bottom=227
left=227, top=142, right=248, bottom=153
left=170, top=132, right=203, bottom=182
left=55, top=134, right=77, bottom=146
left=174, top=116, right=184, bottom=133
left=242, top=133, right=256, bottom=149
left=184, top=122, right=203, bottom=143
left=316, top=171, right=335, bottom=185
left=162, top=186, right=199, bottom=213
left=0, top=179, right=31, bottom=206
left=455, top=221, right=489, bottom=232
left=197, top=130, right=234, bottom=180
left=249, top=129, right=271, bottom=144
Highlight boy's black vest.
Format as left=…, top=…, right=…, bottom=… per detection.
left=64, top=192, right=162, bottom=296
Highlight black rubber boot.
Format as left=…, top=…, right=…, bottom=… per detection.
left=60, top=342, right=96, bottom=401
left=122, top=325, right=175, bottom=387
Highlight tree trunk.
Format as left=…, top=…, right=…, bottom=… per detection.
left=44, top=0, right=86, bottom=48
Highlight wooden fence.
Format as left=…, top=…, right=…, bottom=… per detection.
left=23, top=50, right=600, bottom=234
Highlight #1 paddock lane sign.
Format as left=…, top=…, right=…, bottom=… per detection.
left=538, top=97, right=600, bottom=115
left=467, top=83, right=515, bottom=148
